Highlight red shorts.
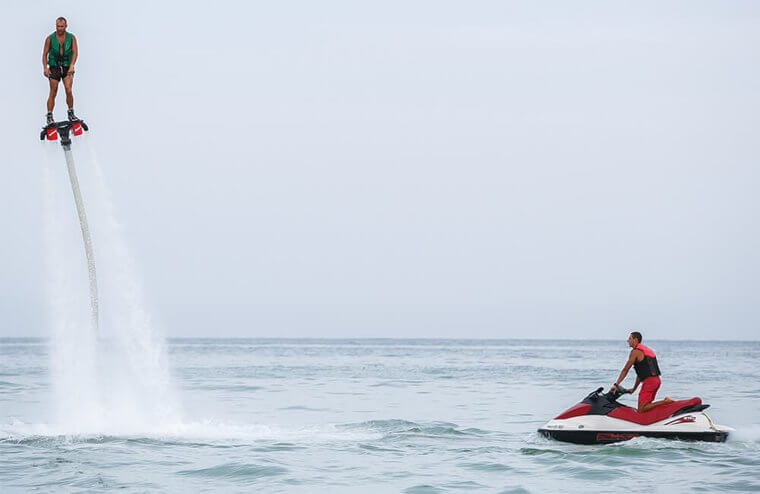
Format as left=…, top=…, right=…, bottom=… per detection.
left=639, top=376, right=661, bottom=407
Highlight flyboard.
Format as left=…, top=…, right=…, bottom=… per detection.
left=40, top=118, right=99, bottom=334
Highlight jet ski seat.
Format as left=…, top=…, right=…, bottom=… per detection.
left=608, top=397, right=702, bottom=425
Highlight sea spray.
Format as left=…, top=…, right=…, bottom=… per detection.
left=729, top=424, right=760, bottom=443
left=86, top=142, right=181, bottom=431
left=43, top=142, right=180, bottom=434
left=43, top=154, right=102, bottom=430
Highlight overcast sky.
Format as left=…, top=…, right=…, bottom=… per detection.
left=2, top=1, right=758, bottom=339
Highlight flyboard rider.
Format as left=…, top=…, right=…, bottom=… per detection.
left=42, top=17, right=79, bottom=125
left=610, top=331, right=674, bottom=413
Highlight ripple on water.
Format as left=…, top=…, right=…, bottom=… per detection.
left=277, top=405, right=332, bottom=412
left=178, top=462, right=287, bottom=480
left=339, top=419, right=491, bottom=440
left=496, top=488, right=531, bottom=494
left=442, top=480, right=488, bottom=490
left=0, top=381, right=24, bottom=390
left=404, top=485, right=445, bottom=494
left=358, top=443, right=403, bottom=453
left=250, top=442, right=306, bottom=453
left=459, top=461, right=514, bottom=472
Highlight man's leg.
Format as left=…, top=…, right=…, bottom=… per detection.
left=63, top=73, right=74, bottom=109
left=638, top=397, right=674, bottom=413
left=47, top=78, right=59, bottom=113
left=637, top=376, right=673, bottom=413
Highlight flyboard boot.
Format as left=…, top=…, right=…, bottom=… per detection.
left=40, top=113, right=89, bottom=143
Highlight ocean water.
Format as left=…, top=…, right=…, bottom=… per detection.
left=1, top=338, right=759, bottom=493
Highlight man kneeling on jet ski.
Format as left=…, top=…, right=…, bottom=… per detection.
left=610, top=331, right=674, bottom=413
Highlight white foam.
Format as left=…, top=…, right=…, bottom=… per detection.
left=42, top=141, right=181, bottom=434
left=727, top=424, right=760, bottom=443
left=1, top=418, right=382, bottom=444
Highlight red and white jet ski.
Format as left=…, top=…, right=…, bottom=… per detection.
left=538, top=386, right=731, bottom=444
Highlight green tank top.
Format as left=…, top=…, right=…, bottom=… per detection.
left=48, top=32, right=73, bottom=67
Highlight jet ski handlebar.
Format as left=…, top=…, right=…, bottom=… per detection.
left=586, top=385, right=632, bottom=401
left=609, top=385, right=632, bottom=399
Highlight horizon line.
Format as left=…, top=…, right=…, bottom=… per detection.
left=1, top=336, right=759, bottom=343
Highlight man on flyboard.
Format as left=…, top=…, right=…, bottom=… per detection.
left=42, top=17, right=79, bottom=125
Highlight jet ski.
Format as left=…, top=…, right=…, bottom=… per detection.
left=538, top=386, right=731, bottom=444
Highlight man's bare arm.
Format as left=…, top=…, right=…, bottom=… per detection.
left=69, top=36, right=78, bottom=72
left=613, top=350, right=638, bottom=388
left=42, top=37, right=51, bottom=76
left=631, top=376, right=641, bottom=392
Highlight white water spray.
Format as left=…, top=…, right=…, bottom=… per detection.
left=44, top=138, right=181, bottom=434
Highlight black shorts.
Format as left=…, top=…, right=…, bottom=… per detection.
left=48, top=66, right=73, bottom=81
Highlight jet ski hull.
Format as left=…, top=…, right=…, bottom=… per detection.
left=539, top=427, right=729, bottom=444
left=538, top=387, right=731, bottom=444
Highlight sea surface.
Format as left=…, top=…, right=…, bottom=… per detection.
left=2, top=338, right=759, bottom=493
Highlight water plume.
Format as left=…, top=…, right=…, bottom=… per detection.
left=43, top=141, right=180, bottom=434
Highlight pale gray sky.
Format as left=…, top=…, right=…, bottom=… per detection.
left=2, top=1, right=758, bottom=338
